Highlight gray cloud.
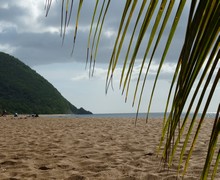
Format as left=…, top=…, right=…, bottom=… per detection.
left=0, top=1, right=189, bottom=68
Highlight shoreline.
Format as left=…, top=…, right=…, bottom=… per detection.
left=32, top=112, right=217, bottom=119
left=0, top=116, right=218, bottom=179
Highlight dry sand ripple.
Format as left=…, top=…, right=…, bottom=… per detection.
left=0, top=116, right=219, bottom=179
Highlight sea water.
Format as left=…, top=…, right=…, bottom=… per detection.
left=42, top=112, right=217, bottom=119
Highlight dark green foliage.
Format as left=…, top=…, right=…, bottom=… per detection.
left=0, top=52, right=92, bottom=115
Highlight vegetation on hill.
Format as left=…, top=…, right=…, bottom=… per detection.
left=0, top=52, right=92, bottom=115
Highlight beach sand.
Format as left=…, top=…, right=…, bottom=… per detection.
left=0, top=116, right=219, bottom=179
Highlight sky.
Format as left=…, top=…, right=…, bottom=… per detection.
left=0, top=1, right=219, bottom=114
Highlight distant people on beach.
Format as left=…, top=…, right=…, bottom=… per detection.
left=1, top=109, right=7, bottom=116
left=31, top=113, right=39, bottom=117
left=0, top=110, right=39, bottom=118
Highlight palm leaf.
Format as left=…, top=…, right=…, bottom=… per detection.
left=86, top=0, right=99, bottom=68
left=137, top=0, right=176, bottom=124
left=112, top=0, right=138, bottom=74
left=71, top=0, right=83, bottom=55
left=168, top=36, right=220, bottom=166
left=202, top=104, right=220, bottom=179
left=67, top=0, right=74, bottom=26
left=146, top=0, right=186, bottom=122
left=45, top=0, right=52, bottom=17
left=106, top=0, right=132, bottom=91
left=45, top=1, right=220, bottom=178
left=92, top=0, right=111, bottom=76
left=61, top=0, right=65, bottom=37
left=89, top=0, right=106, bottom=76
left=120, top=0, right=147, bottom=89
left=62, top=0, right=70, bottom=44
left=162, top=1, right=220, bottom=177
left=120, top=0, right=159, bottom=100
left=132, top=0, right=167, bottom=108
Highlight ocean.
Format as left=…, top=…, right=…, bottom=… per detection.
left=42, top=112, right=217, bottom=119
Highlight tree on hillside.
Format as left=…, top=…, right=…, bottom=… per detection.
left=45, top=1, right=219, bottom=179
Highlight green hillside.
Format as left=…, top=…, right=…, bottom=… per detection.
left=0, top=52, right=92, bottom=115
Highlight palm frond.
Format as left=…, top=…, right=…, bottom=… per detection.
left=132, top=0, right=167, bottom=108
left=162, top=1, right=220, bottom=178
left=71, top=0, right=83, bottom=54
left=106, top=0, right=133, bottom=92
left=120, top=0, right=147, bottom=90
left=120, top=0, right=159, bottom=101
left=45, top=0, right=220, bottom=178
left=86, top=0, right=99, bottom=69
left=45, top=0, right=52, bottom=17
left=91, top=0, right=111, bottom=76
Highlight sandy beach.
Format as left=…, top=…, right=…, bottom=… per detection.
left=0, top=116, right=219, bottom=180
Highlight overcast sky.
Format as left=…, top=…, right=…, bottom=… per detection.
left=0, top=1, right=219, bottom=114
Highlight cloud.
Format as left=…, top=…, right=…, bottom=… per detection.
left=0, top=1, right=43, bottom=33
left=70, top=62, right=176, bottom=83
left=0, top=43, right=16, bottom=54
left=71, top=74, right=89, bottom=81
left=0, top=1, right=190, bottom=68
left=71, top=67, right=107, bottom=81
